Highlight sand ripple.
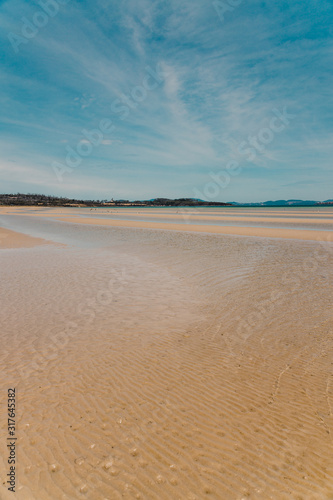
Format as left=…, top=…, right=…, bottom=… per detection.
left=0, top=213, right=333, bottom=499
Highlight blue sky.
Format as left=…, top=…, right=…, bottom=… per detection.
left=0, top=0, right=332, bottom=202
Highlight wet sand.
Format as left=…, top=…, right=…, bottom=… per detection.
left=56, top=216, right=332, bottom=242
left=1, top=206, right=333, bottom=241
left=0, top=207, right=333, bottom=499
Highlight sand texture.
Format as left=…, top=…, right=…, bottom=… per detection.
left=0, top=207, right=333, bottom=499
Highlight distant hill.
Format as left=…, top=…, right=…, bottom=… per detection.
left=143, top=198, right=231, bottom=206
left=231, top=199, right=333, bottom=207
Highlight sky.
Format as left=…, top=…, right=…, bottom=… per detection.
left=0, top=0, right=332, bottom=202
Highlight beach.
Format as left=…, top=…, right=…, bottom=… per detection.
left=0, top=206, right=333, bottom=499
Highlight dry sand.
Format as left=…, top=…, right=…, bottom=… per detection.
left=0, top=207, right=333, bottom=499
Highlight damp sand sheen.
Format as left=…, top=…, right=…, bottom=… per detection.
left=0, top=207, right=333, bottom=500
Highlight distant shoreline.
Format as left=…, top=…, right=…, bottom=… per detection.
left=0, top=194, right=332, bottom=208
